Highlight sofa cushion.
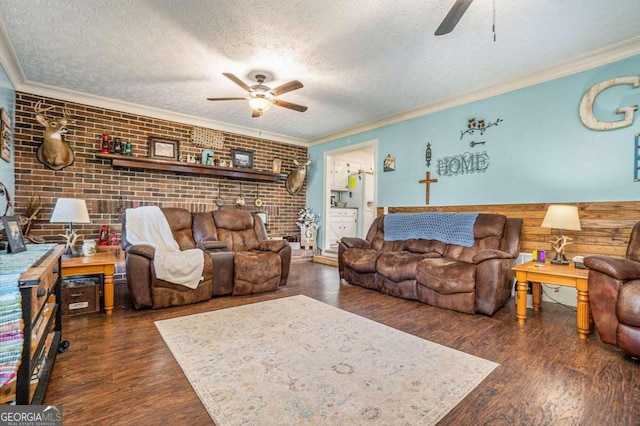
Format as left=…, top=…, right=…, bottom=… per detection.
left=213, top=210, right=260, bottom=251
left=443, top=245, right=478, bottom=263
left=192, top=212, right=219, bottom=242
left=342, top=248, right=383, bottom=273
left=404, top=238, right=446, bottom=255
left=163, top=208, right=197, bottom=250
left=415, top=258, right=476, bottom=294
left=377, top=252, right=437, bottom=282
left=150, top=252, right=214, bottom=309
left=233, top=251, right=281, bottom=295
left=473, top=213, right=507, bottom=250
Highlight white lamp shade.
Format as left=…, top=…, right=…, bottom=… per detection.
left=50, top=198, right=91, bottom=224
left=540, top=205, right=581, bottom=231
left=248, top=96, right=273, bottom=112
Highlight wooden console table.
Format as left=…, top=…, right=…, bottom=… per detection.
left=512, top=261, right=591, bottom=339
left=0, top=244, right=65, bottom=404
left=61, top=252, right=120, bottom=315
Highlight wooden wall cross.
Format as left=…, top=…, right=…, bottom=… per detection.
left=419, top=171, right=438, bottom=204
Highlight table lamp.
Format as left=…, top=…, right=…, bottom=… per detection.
left=50, top=198, right=91, bottom=257
left=540, top=204, right=581, bottom=265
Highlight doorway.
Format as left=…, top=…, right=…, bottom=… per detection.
left=322, top=140, right=377, bottom=257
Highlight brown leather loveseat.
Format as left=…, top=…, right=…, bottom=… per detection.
left=339, top=213, right=523, bottom=315
left=123, top=207, right=291, bottom=309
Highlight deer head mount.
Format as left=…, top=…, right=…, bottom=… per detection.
left=285, top=157, right=311, bottom=195
left=34, top=101, right=75, bottom=170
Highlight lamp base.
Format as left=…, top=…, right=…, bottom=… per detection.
left=550, top=251, right=569, bottom=265
left=62, top=245, right=81, bottom=258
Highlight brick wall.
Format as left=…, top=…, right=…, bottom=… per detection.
left=13, top=92, right=309, bottom=250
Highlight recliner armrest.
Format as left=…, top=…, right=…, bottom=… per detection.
left=584, top=256, right=640, bottom=281
left=340, top=237, right=371, bottom=249
left=472, top=249, right=514, bottom=264
left=196, top=241, right=229, bottom=252
left=126, top=244, right=155, bottom=260
left=258, top=239, right=289, bottom=252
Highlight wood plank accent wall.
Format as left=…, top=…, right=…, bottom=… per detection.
left=12, top=92, right=308, bottom=244
left=377, top=202, right=640, bottom=259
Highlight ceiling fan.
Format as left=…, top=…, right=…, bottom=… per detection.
left=208, top=72, right=308, bottom=118
left=435, top=0, right=474, bottom=36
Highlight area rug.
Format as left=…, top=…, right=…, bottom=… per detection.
left=155, top=295, right=498, bottom=425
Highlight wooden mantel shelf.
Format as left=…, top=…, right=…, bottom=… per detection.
left=96, top=153, right=287, bottom=183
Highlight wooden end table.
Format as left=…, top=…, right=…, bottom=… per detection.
left=61, top=252, right=121, bottom=315
left=512, top=261, right=590, bottom=339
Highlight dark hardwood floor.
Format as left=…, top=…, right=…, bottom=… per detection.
left=45, top=263, right=640, bottom=425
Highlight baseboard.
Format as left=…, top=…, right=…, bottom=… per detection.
left=313, top=255, right=338, bottom=267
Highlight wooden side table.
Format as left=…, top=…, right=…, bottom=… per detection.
left=61, top=252, right=121, bottom=315
left=512, top=261, right=590, bottom=339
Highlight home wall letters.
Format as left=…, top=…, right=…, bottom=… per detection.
left=436, top=151, right=490, bottom=177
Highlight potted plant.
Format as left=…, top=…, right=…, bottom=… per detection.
left=296, top=207, right=319, bottom=249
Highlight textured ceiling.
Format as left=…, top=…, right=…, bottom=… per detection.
left=1, top=0, right=640, bottom=144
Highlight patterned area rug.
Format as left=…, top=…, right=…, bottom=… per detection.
left=155, top=295, right=498, bottom=425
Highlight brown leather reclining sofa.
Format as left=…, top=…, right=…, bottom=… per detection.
left=123, top=207, right=291, bottom=309
left=339, top=213, right=523, bottom=315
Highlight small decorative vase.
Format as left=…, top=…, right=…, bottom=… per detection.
left=82, top=239, right=97, bottom=256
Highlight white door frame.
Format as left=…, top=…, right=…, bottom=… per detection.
left=322, top=139, right=377, bottom=255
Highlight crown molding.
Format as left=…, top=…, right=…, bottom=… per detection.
left=308, top=36, right=640, bottom=146
left=0, top=19, right=26, bottom=88
left=3, top=16, right=640, bottom=149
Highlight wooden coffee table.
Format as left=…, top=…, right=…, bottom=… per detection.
left=61, top=252, right=121, bottom=315
left=512, top=261, right=590, bottom=339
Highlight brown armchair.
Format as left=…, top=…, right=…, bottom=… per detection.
left=584, top=221, right=640, bottom=359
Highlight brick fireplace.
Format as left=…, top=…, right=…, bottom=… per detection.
left=12, top=92, right=310, bottom=260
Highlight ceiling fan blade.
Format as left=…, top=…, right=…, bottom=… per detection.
left=270, top=80, right=303, bottom=96
left=206, top=97, right=247, bottom=101
left=251, top=110, right=263, bottom=118
left=222, top=73, right=251, bottom=91
left=273, top=99, right=308, bottom=112
left=434, top=0, right=474, bottom=36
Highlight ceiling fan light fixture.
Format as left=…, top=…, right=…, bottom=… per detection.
left=248, top=96, right=273, bottom=112
left=210, top=72, right=307, bottom=117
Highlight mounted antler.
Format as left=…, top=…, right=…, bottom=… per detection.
left=34, top=100, right=76, bottom=170
left=285, top=156, right=311, bottom=195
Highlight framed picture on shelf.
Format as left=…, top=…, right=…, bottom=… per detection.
left=231, top=149, right=254, bottom=169
left=272, top=158, right=282, bottom=173
left=148, top=137, right=179, bottom=161
left=1, top=216, right=27, bottom=254
left=0, top=108, right=11, bottom=163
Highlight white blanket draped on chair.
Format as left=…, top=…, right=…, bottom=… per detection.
left=125, top=206, right=204, bottom=289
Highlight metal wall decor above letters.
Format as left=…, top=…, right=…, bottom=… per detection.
left=425, top=143, right=432, bottom=167
left=460, top=117, right=503, bottom=140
